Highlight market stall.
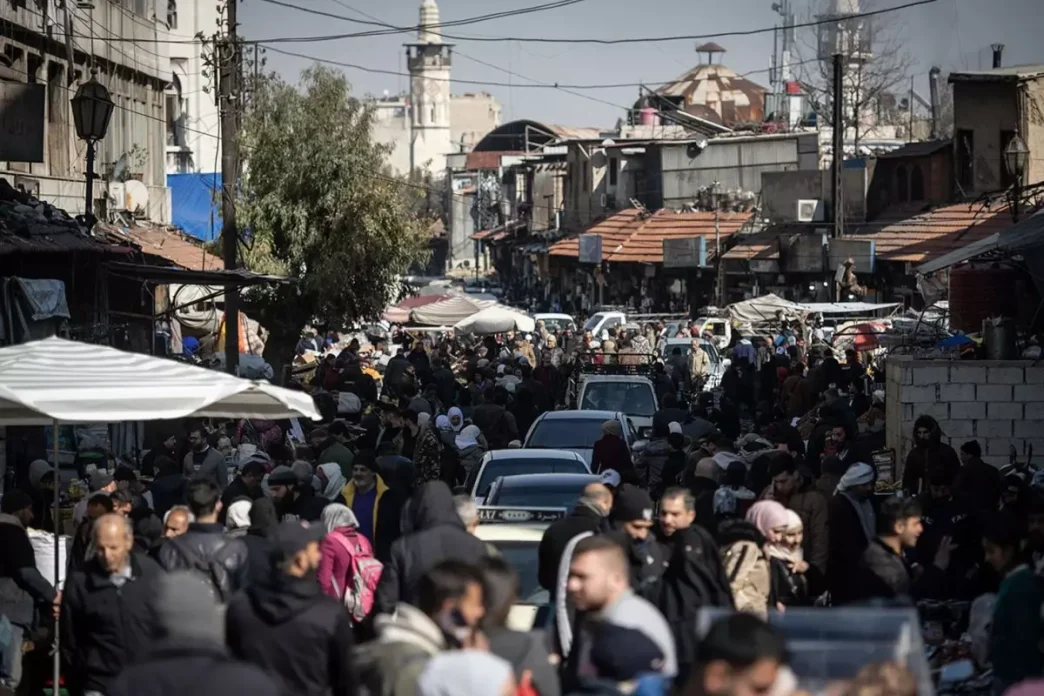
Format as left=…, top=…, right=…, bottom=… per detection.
left=0, top=336, right=321, bottom=688
left=409, top=294, right=493, bottom=325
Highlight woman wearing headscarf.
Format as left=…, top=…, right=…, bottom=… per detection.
left=827, top=462, right=877, bottom=605
left=766, top=509, right=818, bottom=606
left=241, top=497, right=279, bottom=588
left=456, top=425, right=487, bottom=480
left=317, top=462, right=348, bottom=504
left=435, top=416, right=462, bottom=487
left=225, top=498, right=253, bottom=538
left=447, top=407, right=465, bottom=433
left=590, top=420, right=633, bottom=480
left=719, top=500, right=788, bottom=617
left=317, top=503, right=375, bottom=605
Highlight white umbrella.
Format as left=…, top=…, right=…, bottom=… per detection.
left=409, top=295, right=493, bottom=325
left=454, top=305, right=536, bottom=334
left=0, top=336, right=320, bottom=687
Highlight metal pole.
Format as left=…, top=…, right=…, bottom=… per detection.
left=51, top=420, right=60, bottom=694
left=84, top=142, right=95, bottom=217
left=831, top=52, right=845, bottom=240
left=220, top=0, right=241, bottom=375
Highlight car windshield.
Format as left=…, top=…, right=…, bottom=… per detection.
left=662, top=342, right=720, bottom=362
left=526, top=419, right=608, bottom=449
left=494, top=540, right=548, bottom=605
left=541, top=317, right=574, bottom=332
left=476, top=459, right=588, bottom=497
left=581, top=382, right=657, bottom=418
left=582, top=314, right=605, bottom=331
left=489, top=482, right=589, bottom=509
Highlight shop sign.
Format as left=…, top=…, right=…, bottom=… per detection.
left=0, top=83, right=45, bottom=163
left=578, top=234, right=602, bottom=264
left=662, top=237, right=707, bottom=268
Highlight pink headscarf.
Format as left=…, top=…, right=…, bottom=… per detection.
left=746, top=500, right=790, bottom=537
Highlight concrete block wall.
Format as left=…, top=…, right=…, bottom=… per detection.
left=885, top=357, right=1044, bottom=471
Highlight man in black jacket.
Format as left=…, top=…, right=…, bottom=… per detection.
left=375, top=481, right=491, bottom=613
left=537, top=483, right=612, bottom=597
left=60, top=514, right=161, bottom=695
left=109, top=571, right=281, bottom=696
left=609, top=485, right=666, bottom=599
left=267, top=465, right=328, bottom=523
left=158, top=478, right=248, bottom=603
left=219, top=460, right=266, bottom=523
left=226, top=520, right=356, bottom=696
left=0, top=491, right=58, bottom=689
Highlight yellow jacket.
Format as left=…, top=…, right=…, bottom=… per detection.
left=341, top=475, right=389, bottom=535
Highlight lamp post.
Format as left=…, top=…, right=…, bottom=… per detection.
left=1004, top=128, right=1029, bottom=222
left=71, top=69, right=114, bottom=222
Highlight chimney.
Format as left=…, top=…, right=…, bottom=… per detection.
left=929, top=66, right=941, bottom=140
left=992, top=43, right=1004, bottom=69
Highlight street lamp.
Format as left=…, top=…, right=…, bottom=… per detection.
left=71, top=69, right=114, bottom=222
left=1004, top=128, right=1029, bottom=222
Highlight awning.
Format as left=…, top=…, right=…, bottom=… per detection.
left=913, top=209, right=1044, bottom=274
left=799, top=302, right=900, bottom=314
left=0, top=336, right=320, bottom=425
left=105, top=262, right=290, bottom=287
left=453, top=305, right=535, bottom=334
left=409, top=295, right=494, bottom=325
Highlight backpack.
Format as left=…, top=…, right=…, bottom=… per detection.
left=164, top=535, right=234, bottom=603
left=329, top=529, right=383, bottom=623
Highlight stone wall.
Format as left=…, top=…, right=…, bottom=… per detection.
left=886, top=357, right=1044, bottom=470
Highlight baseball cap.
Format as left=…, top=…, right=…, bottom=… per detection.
left=272, top=520, right=325, bottom=561
left=600, top=469, right=622, bottom=488
left=89, top=471, right=114, bottom=492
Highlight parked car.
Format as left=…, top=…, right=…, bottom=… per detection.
left=534, top=313, right=576, bottom=333
left=523, top=410, right=642, bottom=465
left=464, top=449, right=590, bottom=504
left=483, top=473, right=601, bottom=509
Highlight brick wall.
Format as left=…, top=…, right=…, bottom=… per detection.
left=885, top=357, right=1044, bottom=470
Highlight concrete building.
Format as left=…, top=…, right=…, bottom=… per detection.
left=949, top=64, right=1044, bottom=196
left=369, top=0, right=501, bottom=176
left=0, top=0, right=171, bottom=222
left=164, top=0, right=221, bottom=175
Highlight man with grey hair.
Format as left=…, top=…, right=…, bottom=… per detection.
left=107, top=572, right=281, bottom=696
left=163, top=505, right=194, bottom=538
left=454, top=494, right=479, bottom=534
left=60, top=514, right=162, bottom=696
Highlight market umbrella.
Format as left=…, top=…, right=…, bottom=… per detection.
left=0, top=336, right=321, bottom=687
left=409, top=295, right=493, bottom=325
left=382, top=294, right=447, bottom=324
left=453, top=305, right=536, bottom=334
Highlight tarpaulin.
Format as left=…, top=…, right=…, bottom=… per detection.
left=168, top=172, right=221, bottom=242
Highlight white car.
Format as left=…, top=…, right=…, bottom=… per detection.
left=533, top=313, right=576, bottom=333
left=661, top=337, right=728, bottom=391
left=464, top=449, right=590, bottom=504
left=474, top=509, right=563, bottom=631
left=577, top=374, right=658, bottom=435
left=523, top=409, right=641, bottom=465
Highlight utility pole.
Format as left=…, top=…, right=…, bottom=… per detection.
left=220, top=0, right=241, bottom=375
left=831, top=52, right=844, bottom=241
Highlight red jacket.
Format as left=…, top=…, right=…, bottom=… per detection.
left=317, top=526, right=374, bottom=600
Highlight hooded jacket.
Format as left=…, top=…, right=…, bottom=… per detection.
left=354, top=603, right=448, bottom=696
left=107, top=638, right=283, bottom=696
left=60, top=552, right=161, bottom=693
left=718, top=520, right=772, bottom=618
left=225, top=573, right=357, bottom=696
left=537, top=502, right=607, bottom=594
left=0, top=513, right=56, bottom=627
left=374, top=482, right=490, bottom=613
left=902, top=415, right=961, bottom=495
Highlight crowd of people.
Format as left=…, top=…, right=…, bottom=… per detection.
left=0, top=317, right=1042, bottom=695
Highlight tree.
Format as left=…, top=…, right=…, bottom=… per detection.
left=237, top=66, right=429, bottom=369
left=796, top=0, right=913, bottom=151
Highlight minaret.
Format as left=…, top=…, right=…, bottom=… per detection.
left=406, top=0, right=453, bottom=174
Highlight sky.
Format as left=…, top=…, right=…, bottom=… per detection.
left=240, top=0, right=1043, bottom=128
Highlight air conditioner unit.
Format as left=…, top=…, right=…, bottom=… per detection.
left=796, top=199, right=825, bottom=222
left=108, top=182, right=127, bottom=211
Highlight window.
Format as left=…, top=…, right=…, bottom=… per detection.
left=608, top=156, right=618, bottom=186
left=956, top=129, right=974, bottom=190
left=1000, top=130, right=1016, bottom=188
left=167, top=0, right=177, bottom=29
left=910, top=164, right=925, bottom=201
left=895, top=164, right=908, bottom=203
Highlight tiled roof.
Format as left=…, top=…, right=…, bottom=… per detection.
left=877, top=140, right=951, bottom=159
left=847, top=203, right=1012, bottom=262
left=99, top=224, right=224, bottom=270
left=549, top=208, right=753, bottom=263
left=722, top=204, right=1012, bottom=264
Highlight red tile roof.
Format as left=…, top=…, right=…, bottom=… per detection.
left=549, top=208, right=753, bottom=264
left=722, top=203, right=1012, bottom=264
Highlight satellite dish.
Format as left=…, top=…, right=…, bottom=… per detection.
left=124, top=180, right=149, bottom=216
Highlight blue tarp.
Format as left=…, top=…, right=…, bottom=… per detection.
left=168, top=172, right=222, bottom=242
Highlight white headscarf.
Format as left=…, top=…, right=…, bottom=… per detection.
left=317, top=462, right=348, bottom=501
left=321, top=503, right=360, bottom=533
left=226, top=499, right=252, bottom=530
left=435, top=415, right=452, bottom=431
left=836, top=462, right=874, bottom=493
left=456, top=424, right=482, bottom=451
left=447, top=407, right=464, bottom=432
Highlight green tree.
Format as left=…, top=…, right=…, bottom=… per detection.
left=238, top=66, right=428, bottom=369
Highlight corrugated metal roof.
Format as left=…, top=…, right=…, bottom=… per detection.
left=549, top=208, right=753, bottom=264
left=949, top=64, right=1044, bottom=82
left=0, top=227, right=132, bottom=255
left=721, top=227, right=795, bottom=260
left=917, top=208, right=1044, bottom=274
left=99, top=224, right=224, bottom=270
left=546, top=125, right=606, bottom=142
left=465, top=150, right=521, bottom=170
